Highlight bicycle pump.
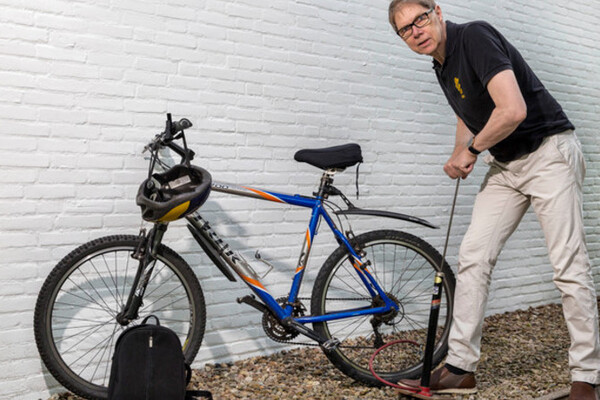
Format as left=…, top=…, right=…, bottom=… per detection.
left=370, top=179, right=460, bottom=399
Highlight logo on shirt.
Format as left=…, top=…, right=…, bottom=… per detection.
left=454, top=77, right=465, bottom=99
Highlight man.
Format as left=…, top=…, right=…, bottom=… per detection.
left=388, top=1, right=600, bottom=399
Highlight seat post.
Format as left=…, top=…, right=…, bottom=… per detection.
left=316, top=169, right=336, bottom=199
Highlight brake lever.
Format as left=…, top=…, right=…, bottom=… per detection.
left=142, top=133, right=163, bottom=154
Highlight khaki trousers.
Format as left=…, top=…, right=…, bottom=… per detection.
left=445, top=131, right=600, bottom=384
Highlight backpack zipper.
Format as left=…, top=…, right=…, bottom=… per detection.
left=147, top=333, right=153, bottom=400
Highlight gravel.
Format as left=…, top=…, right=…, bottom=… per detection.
left=50, top=299, right=600, bottom=400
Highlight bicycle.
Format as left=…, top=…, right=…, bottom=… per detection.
left=34, top=114, right=456, bottom=400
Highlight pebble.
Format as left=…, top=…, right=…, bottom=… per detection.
left=51, top=300, right=599, bottom=400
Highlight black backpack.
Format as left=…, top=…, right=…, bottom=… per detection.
left=108, top=315, right=212, bottom=400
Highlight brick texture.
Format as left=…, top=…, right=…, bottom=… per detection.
left=0, top=0, right=598, bottom=398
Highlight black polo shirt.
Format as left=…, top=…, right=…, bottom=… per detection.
left=433, top=21, right=574, bottom=162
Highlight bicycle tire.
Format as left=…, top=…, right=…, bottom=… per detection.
left=34, top=235, right=206, bottom=400
left=311, top=229, right=455, bottom=386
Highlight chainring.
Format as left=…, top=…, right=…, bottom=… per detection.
left=261, top=297, right=306, bottom=343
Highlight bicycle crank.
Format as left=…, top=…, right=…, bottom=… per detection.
left=261, top=297, right=305, bottom=342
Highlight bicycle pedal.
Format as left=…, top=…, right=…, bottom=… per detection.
left=321, top=338, right=340, bottom=351
left=236, top=295, right=268, bottom=313
left=236, top=294, right=255, bottom=304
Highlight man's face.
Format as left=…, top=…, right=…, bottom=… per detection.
left=393, top=3, right=445, bottom=57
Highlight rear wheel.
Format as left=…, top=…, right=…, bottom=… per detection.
left=311, top=229, right=455, bottom=385
left=34, top=235, right=206, bottom=400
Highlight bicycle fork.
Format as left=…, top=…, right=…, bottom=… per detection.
left=116, top=223, right=168, bottom=325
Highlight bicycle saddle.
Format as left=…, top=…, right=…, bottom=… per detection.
left=294, top=143, right=362, bottom=170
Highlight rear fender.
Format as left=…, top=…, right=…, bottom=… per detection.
left=334, top=208, right=438, bottom=229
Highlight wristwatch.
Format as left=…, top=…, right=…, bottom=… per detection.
left=467, top=145, right=481, bottom=155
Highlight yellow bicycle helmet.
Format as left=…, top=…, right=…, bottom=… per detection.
left=136, top=164, right=211, bottom=222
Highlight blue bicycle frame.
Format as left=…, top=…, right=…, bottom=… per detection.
left=185, top=176, right=400, bottom=330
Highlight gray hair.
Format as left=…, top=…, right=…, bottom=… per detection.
left=388, top=0, right=437, bottom=31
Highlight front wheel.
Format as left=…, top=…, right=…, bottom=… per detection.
left=34, top=235, right=206, bottom=400
left=311, top=229, right=455, bottom=386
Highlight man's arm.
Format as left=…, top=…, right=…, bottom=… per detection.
left=445, top=69, right=527, bottom=179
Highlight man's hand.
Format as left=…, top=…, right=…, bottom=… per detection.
left=444, top=148, right=477, bottom=179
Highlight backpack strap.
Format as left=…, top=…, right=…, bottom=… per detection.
left=185, top=363, right=192, bottom=384
left=186, top=390, right=213, bottom=400
left=141, top=314, right=160, bottom=326
left=184, top=364, right=213, bottom=399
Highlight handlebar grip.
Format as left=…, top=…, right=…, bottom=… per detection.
left=173, top=118, right=193, bottom=133
left=179, top=118, right=192, bottom=130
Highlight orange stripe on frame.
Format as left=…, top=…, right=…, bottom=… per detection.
left=243, top=187, right=284, bottom=203
left=353, top=260, right=370, bottom=275
left=242, top=275, right=266, bottom=290
left=305, top=229, right=311, bottom=250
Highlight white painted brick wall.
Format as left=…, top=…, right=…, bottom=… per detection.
left=0, top=0, right=598, bottom=398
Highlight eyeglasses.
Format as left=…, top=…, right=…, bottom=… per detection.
left=396, top=8, right=435, bottom=39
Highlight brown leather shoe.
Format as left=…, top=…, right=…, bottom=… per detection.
left=569, top=382, right=599, bottom=400
left=398, top=366, right=477, bottom=394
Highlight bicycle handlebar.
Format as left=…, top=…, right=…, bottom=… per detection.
left=144, top=114, right=195, bottom=164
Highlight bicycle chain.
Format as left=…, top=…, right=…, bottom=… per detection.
left=264, top=297, right=377, bottom=349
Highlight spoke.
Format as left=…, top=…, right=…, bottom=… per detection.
left=53, top=322, right=114, bottom=343
left=381, top=244, right=387, bottom=288
left=142, top=263, right=172, bottom=299
left=88, top=259, right=118, bottom=306
left=390, top=252, right=421, bottom=293
left=399, top=284, right=434, bottom=303
left=398, top=274, right=434, bottom=303
left=368, top=246, right=384, bottom=292
left=90, top=323, right=119, bottom=385
left=75, top=330, right=115, bottom=379
left=331, top=314, right=371, bottom=342
left=329, top=262, right=368, bottom=298
left=62, top=277, right=115, bottom=316
left=326, top=283, right=370, bottom=300
left=392, top=257, right=431, bottom=295
left=401, top=312, right=428, bottom=334
left=390, top=246, right=414, bottom=293
left=52, top=315, right=113, bottom=324
left=69, top=269, right=118, bottom=317
left=114, top=251, right=120, bottom=307
left=341, top=261, right=368, bottom=294
left=93, top=254, right=120, bottom=307
left=391, top=244, right=398, bottom=294
left=57, top=317, right=115, bottom=354
left=54, top=301, right=109, bottom=313
left=141, top=284, right=188, bottom=311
